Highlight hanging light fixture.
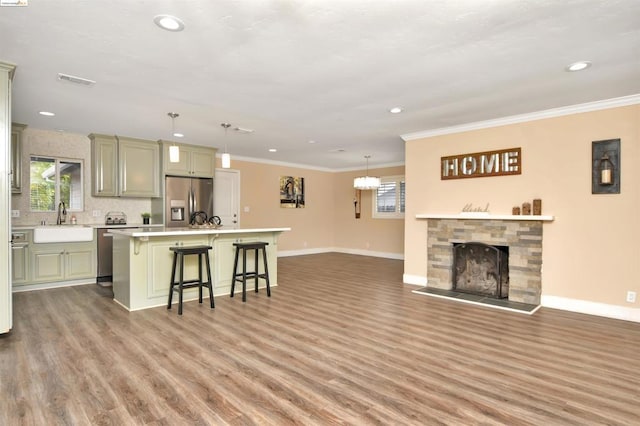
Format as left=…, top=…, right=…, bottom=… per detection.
left=167, top=112, right=180, bottom=163
left=354, top=155, right=381, bottom=190
left=221, top=122, right=231, bottom=169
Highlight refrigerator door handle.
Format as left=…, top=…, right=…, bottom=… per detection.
left=192, top=187, right=197, bottom=212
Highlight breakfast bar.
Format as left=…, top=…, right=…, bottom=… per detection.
left=109, top=227, right=290, bottom=311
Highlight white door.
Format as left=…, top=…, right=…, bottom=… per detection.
left=214, top=169, right=240, bottom=229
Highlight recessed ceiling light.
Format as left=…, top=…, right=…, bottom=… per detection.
left=389, top=107, right=403, bottom=114
left=268, top=148, right=277, bottom=153
left=308, top=140, right=317, bottom=144
left=566, top=61, right=592, bottom=72
left=39, top=111, right=55, bottom=116
left=154, top=14, right=185, bottom=32
left=173, top=132, right=184, bottom=138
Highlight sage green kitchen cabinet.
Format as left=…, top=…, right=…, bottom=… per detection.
left=11, top=230, right=30, bottom=285
left=30, top=240, right=96, bottom=283
left=90, top=134, right=160, bottom=197
left=118, top=136, right=160, bottom=197
left=160, top=141, right=216, bottom=178
left=89, top=133, right=118, bottom=197
left=11, top=123, right=26, bottom=194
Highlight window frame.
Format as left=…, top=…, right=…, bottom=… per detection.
left=29, top=155, right=84, bottom=212
left=372, top=175, right=405, bottom=219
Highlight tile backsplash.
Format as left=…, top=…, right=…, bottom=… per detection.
left=11, top=128, right=153, bottom=226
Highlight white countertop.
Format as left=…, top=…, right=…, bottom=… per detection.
left=12, top=223, right=163, bottom=230
left=108, top=226, right=291, bottom=237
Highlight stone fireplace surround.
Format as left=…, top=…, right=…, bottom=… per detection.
left=419, top=214, right=553, bottom=305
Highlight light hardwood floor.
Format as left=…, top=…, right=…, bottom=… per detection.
left=1, top=253, right=639, bottom=425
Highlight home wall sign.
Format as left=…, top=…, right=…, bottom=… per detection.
left=280, top=176, right=305, bottom=208
left=441, top=147, right=521, bottom=180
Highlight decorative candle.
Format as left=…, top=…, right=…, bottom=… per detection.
left=533, top=199, right=542, bottom=215
left=522, top=202, right=531, bottom=215
left=512, top=207, right=521, bottom=215
left=601, top=168, right=612, bottom=185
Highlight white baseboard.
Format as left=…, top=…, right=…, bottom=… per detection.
left=403, top=274, right=427, bottom=286
left=278, top=247, right=403, bottom=260
left=541, top=295, right=640, bottom=323
left=12, top=279, right=95, bottom=293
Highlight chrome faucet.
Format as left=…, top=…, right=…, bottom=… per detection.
left=56, top=201, right=67, bottom=225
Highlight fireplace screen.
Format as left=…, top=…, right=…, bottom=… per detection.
left=452, top=242, right=509, bottom=298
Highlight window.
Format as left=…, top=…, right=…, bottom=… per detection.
left=30, top=156, right=83, bottom=212
left=372, top=175, right=405, bottom=219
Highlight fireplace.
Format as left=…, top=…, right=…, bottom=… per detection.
left=424, top=217, right=547, bottom=305
left=452, top=242, right=509, bottom=298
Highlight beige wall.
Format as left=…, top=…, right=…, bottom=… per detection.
left=333, top=165, right=405, bottom=257
left=404, top=104, right=640, bottom=309
left=215, top=158, right=405, bottom=255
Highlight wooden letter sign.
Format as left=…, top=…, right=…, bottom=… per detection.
left=441, top=147, right=521, bottom=180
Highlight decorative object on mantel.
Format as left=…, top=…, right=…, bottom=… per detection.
left=512, top=206, right=521, bottom=215
left=533, top=199, right=542, bottom=215
left=353, top=155, right=381, bottom=190
left=280, top=176, right=305, bottom=208
left=167, top=112, right=180, bottom=163
left=592, top=138, right=620, bottom=194
left=441, top=147, right=521, bottom=180
left=354, top=189, right=361, bottom=219
left=522, top=202, right=531, bottom=215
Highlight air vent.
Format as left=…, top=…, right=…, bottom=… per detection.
left=234, top=127, right=254, bottom=133
left=57, top=73, right=96, bottom=86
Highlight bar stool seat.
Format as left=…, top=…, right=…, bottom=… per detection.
left=168, top=245, right=214, bottom=315
left=230, top=242, right=270, bottom=302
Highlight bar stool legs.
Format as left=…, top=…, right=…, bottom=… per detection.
left=168, top=245, right=214, bottom=315
left=230, top=242, right=271, bottom=302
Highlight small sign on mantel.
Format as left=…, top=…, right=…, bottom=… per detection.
left=441, top=147, right=521, bottom=180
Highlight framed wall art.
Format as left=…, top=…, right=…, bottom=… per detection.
left=280, top=176, right=305, bottom=208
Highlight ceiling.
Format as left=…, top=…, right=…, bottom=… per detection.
left=1, top=1, right=639, bottom=171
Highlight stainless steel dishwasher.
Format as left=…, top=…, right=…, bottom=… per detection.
left=97, top=211, right=132, bottom=285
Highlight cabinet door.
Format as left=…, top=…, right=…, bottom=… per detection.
left=90, top=134, right=118, bottom=197
left=190, top=147, right=216, bottom=177
left=11, top=123, right=26, bottom=194
left=32, top=249, right=65, bottom=282
left=11, top=244, right=29, bottom=285
left=118, top=137, right=160, bottom=197
left=147, top=238, right=209, bottom=298
left=65, top=248, right=96, bottom=279
left=162, top=142, right=191, bottom=176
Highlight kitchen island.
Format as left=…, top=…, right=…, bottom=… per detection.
left=109, top=227, right=290, bottom=311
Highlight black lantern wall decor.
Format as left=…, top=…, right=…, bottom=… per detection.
left=592, top=138, right=620, bottom=194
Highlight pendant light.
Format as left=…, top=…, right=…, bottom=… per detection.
left=353, top=155, right=381, bottom=190
left=167, top=112, right=180, bottom=163
left=221, top=122, right=231, bottom=169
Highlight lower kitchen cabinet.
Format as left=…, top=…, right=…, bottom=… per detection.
left=29, top=240, right=97, bottom=284
left=11, top=230, right=30, bottom=285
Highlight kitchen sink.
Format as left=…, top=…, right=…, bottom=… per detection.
left=33, top=225, right=94, bottom=243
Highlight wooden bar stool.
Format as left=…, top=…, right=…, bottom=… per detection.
left=230, top=242, right=270, bottom=302
left=168, top=245, right=214, bottom=315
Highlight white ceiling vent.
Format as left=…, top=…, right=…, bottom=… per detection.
left=57, top=73, right=96, bottom=86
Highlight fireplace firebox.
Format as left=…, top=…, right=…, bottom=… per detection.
left=452, top=242, right=509, bottom=299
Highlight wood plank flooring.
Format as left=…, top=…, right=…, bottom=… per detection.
left=1, top=252, right=639, bottom=425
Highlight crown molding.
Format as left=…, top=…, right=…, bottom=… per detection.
left=217, top=153, right=405, bottom=173
left=401, top=94, right=640, bottom=141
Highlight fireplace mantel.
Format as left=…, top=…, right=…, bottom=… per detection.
left=416, top=213, right=554, bottom=221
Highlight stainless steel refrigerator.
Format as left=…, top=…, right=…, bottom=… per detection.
left=165, top=176, right=214, bottom=227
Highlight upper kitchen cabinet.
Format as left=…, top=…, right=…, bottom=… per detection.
left=89, top=133, right=118, bottom=196
left=11, top=123, right=26, bottom=193
left=160, top=141, right=217, bottom=178
left=90, top=134, right=160, bottom=198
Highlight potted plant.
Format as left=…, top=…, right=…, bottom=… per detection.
left=141, top=212, right=151, bottom=225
